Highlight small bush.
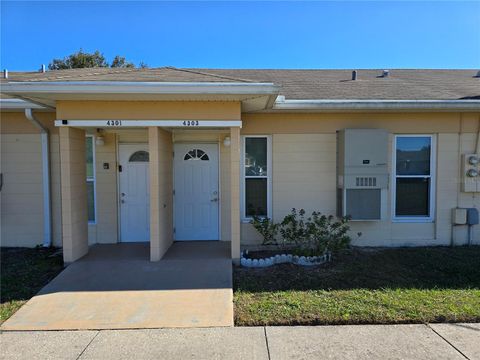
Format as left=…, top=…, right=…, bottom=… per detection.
left=307, top=212, right=353, bottom=255
left=252, top=208, right=357, bottom=256
left=279, top=208, right=309, bottom=249
left=250, top=216, right=279, bottom=246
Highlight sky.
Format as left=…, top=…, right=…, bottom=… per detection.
left=1, top=1, right=479, bottom=71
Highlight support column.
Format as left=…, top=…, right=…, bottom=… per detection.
left=149, top=127, right=173, bottom=261
left=230, top=127, right=241, bottom=262
left=59, top=127, right=88, bottom=263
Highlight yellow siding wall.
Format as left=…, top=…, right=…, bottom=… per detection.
left=3, top=107, right=480, bottom=249
left=240, top=112, right=480, bottom=247
left=1, top=134, right=44, bottom=246
left=57, top=101, right=241, bottom=120
left=1, top=112, right=63, bottom=247
left=149, top=127, right=174, bottom=260
left=88, top=132, right=118, bottom=244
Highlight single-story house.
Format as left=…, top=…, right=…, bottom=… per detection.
left=1, top=67, right=479, bottom=264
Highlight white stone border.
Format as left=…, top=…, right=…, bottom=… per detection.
left=240, top=251, right=332, bottom=268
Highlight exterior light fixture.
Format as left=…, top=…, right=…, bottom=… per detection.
left=223, top=136, right=231, bottom=147
left=95, top=129, right=105, bottom=146
left=95, top=135, right=105, bottom=146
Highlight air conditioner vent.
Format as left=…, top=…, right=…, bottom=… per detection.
left=337, top=129, right=389, bottom=221
left=355, top=177, right=377, bottom=187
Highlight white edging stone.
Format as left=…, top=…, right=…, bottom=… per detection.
left=240, top=251, right=331, bottom=268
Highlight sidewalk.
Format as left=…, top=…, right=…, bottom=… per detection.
left=1, top=323, right=478, bottom=360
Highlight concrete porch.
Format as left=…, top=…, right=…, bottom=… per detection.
left=1, top=242, right=233, bottom=330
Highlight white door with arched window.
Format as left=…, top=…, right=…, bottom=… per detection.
left=174, top=143, right=219, bottom=240
left=119, top=144, right=150, bottom=242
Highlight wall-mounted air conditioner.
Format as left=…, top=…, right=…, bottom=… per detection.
left=337, top=129, right=389, bottom=220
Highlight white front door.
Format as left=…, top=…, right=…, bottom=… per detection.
left=119, top=144, right=150, bottom=242
left=174, top=143, right=219, bottom=240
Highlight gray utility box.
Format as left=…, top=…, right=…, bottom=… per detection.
left=337, top=129, right=389, bottom=220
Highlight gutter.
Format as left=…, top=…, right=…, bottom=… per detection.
left=0, top=98, right=47, bottom=110
left=272, top=99, right=480, bottom=112
left=24, top=109, right=52, bottom=247
left=1, top=81, right=280, bottom=95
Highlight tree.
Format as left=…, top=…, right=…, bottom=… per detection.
left=48, top=49, right=108, bottom=70
left=48, top=49, right=140, bottom=70
left=110, top=55, right=135, bottom=68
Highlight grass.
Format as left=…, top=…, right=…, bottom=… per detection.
left=234, top=246, right=480, bottom=326
left=1, top=247, right=64, bottom=324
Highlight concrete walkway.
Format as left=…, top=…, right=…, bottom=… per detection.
left=1, top=242, right=233, bottom=330
left=1, top=324, right=478, bottom=360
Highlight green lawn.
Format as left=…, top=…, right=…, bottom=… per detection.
left=234, top=247, right=480, bottom=326
left=1, top=247, right=64, bottom=324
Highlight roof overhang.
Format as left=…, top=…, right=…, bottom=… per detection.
left=270, top=99, right=480, bottom=112
left=0, top=81, right=280, bottom=112
left=0, top=98, right=50, bottom=111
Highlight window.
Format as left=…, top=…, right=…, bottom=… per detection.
left=393, top=135, right=435, bottom=221
left=184, top=149, right=209, bottom=161
left=86, top=136, right=96, bottom=223
left=129, top=150, right=149, bottom=162
left=242, top=136, right=271, bottom=219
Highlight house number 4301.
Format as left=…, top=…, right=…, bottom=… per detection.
left=182, top=120, right=199, bottom=126
left=106, top=120, right=122, bottom=126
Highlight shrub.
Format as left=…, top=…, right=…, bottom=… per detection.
left=252, top=208, right=357, bottom=256
left=250, top=216, right=279, bottom=246
left=279, top=208, right=309, bottom=249
left=307, top=212, right=353, bottom=255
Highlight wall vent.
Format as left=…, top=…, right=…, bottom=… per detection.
left=355, top=177, right=377, bottom=187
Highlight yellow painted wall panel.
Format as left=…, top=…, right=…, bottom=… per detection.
left=57, top=101, right=241, bottom=120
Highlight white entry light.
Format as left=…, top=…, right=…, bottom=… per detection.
left=223, top=136, right=231, bottom=147
left=95, top=135, right=105, bottom=146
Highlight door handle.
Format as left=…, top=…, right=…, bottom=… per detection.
left=210, top=198, right=218, bottom=202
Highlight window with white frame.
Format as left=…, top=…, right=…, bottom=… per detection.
left=242, top=136, right=271, bottom=219
left=393, top=135, right=435, bottom=220
left=86, top=136, right=96, bottom=223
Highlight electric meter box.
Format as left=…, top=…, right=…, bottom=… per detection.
left=462, top=154, right=480, bottom=192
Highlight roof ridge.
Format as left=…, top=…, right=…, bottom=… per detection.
left=166, top=66, right=256, bottom=83
left=52, top=67, right=141, bottom=80
left=21, top=67, right=142, bottom=81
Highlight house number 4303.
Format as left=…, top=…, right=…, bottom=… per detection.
left=182, top=120, right=199, bottom=126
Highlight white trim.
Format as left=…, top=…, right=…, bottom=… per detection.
left=86, top=135, right=97, bottom=224
left=240, top=135, right=272, bottom=221
left=3, top=81, right=279, bottom=95
left=0, top=98, right=46, bottom=110
left=55, top=120, right=242, bottom=128
left=392, top=134, right=436, bottom=223
left=272, top=99, right=480, bottom=112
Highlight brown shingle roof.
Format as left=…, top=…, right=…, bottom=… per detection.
left=2, top=67, right=479, bottom=100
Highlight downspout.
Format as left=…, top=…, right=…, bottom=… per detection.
left=25, top=108, right=52, bottom=247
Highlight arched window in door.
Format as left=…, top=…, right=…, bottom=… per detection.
left=129, top=150, right=149, bottom=162
left=183, top=149, right=209, bottom=161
